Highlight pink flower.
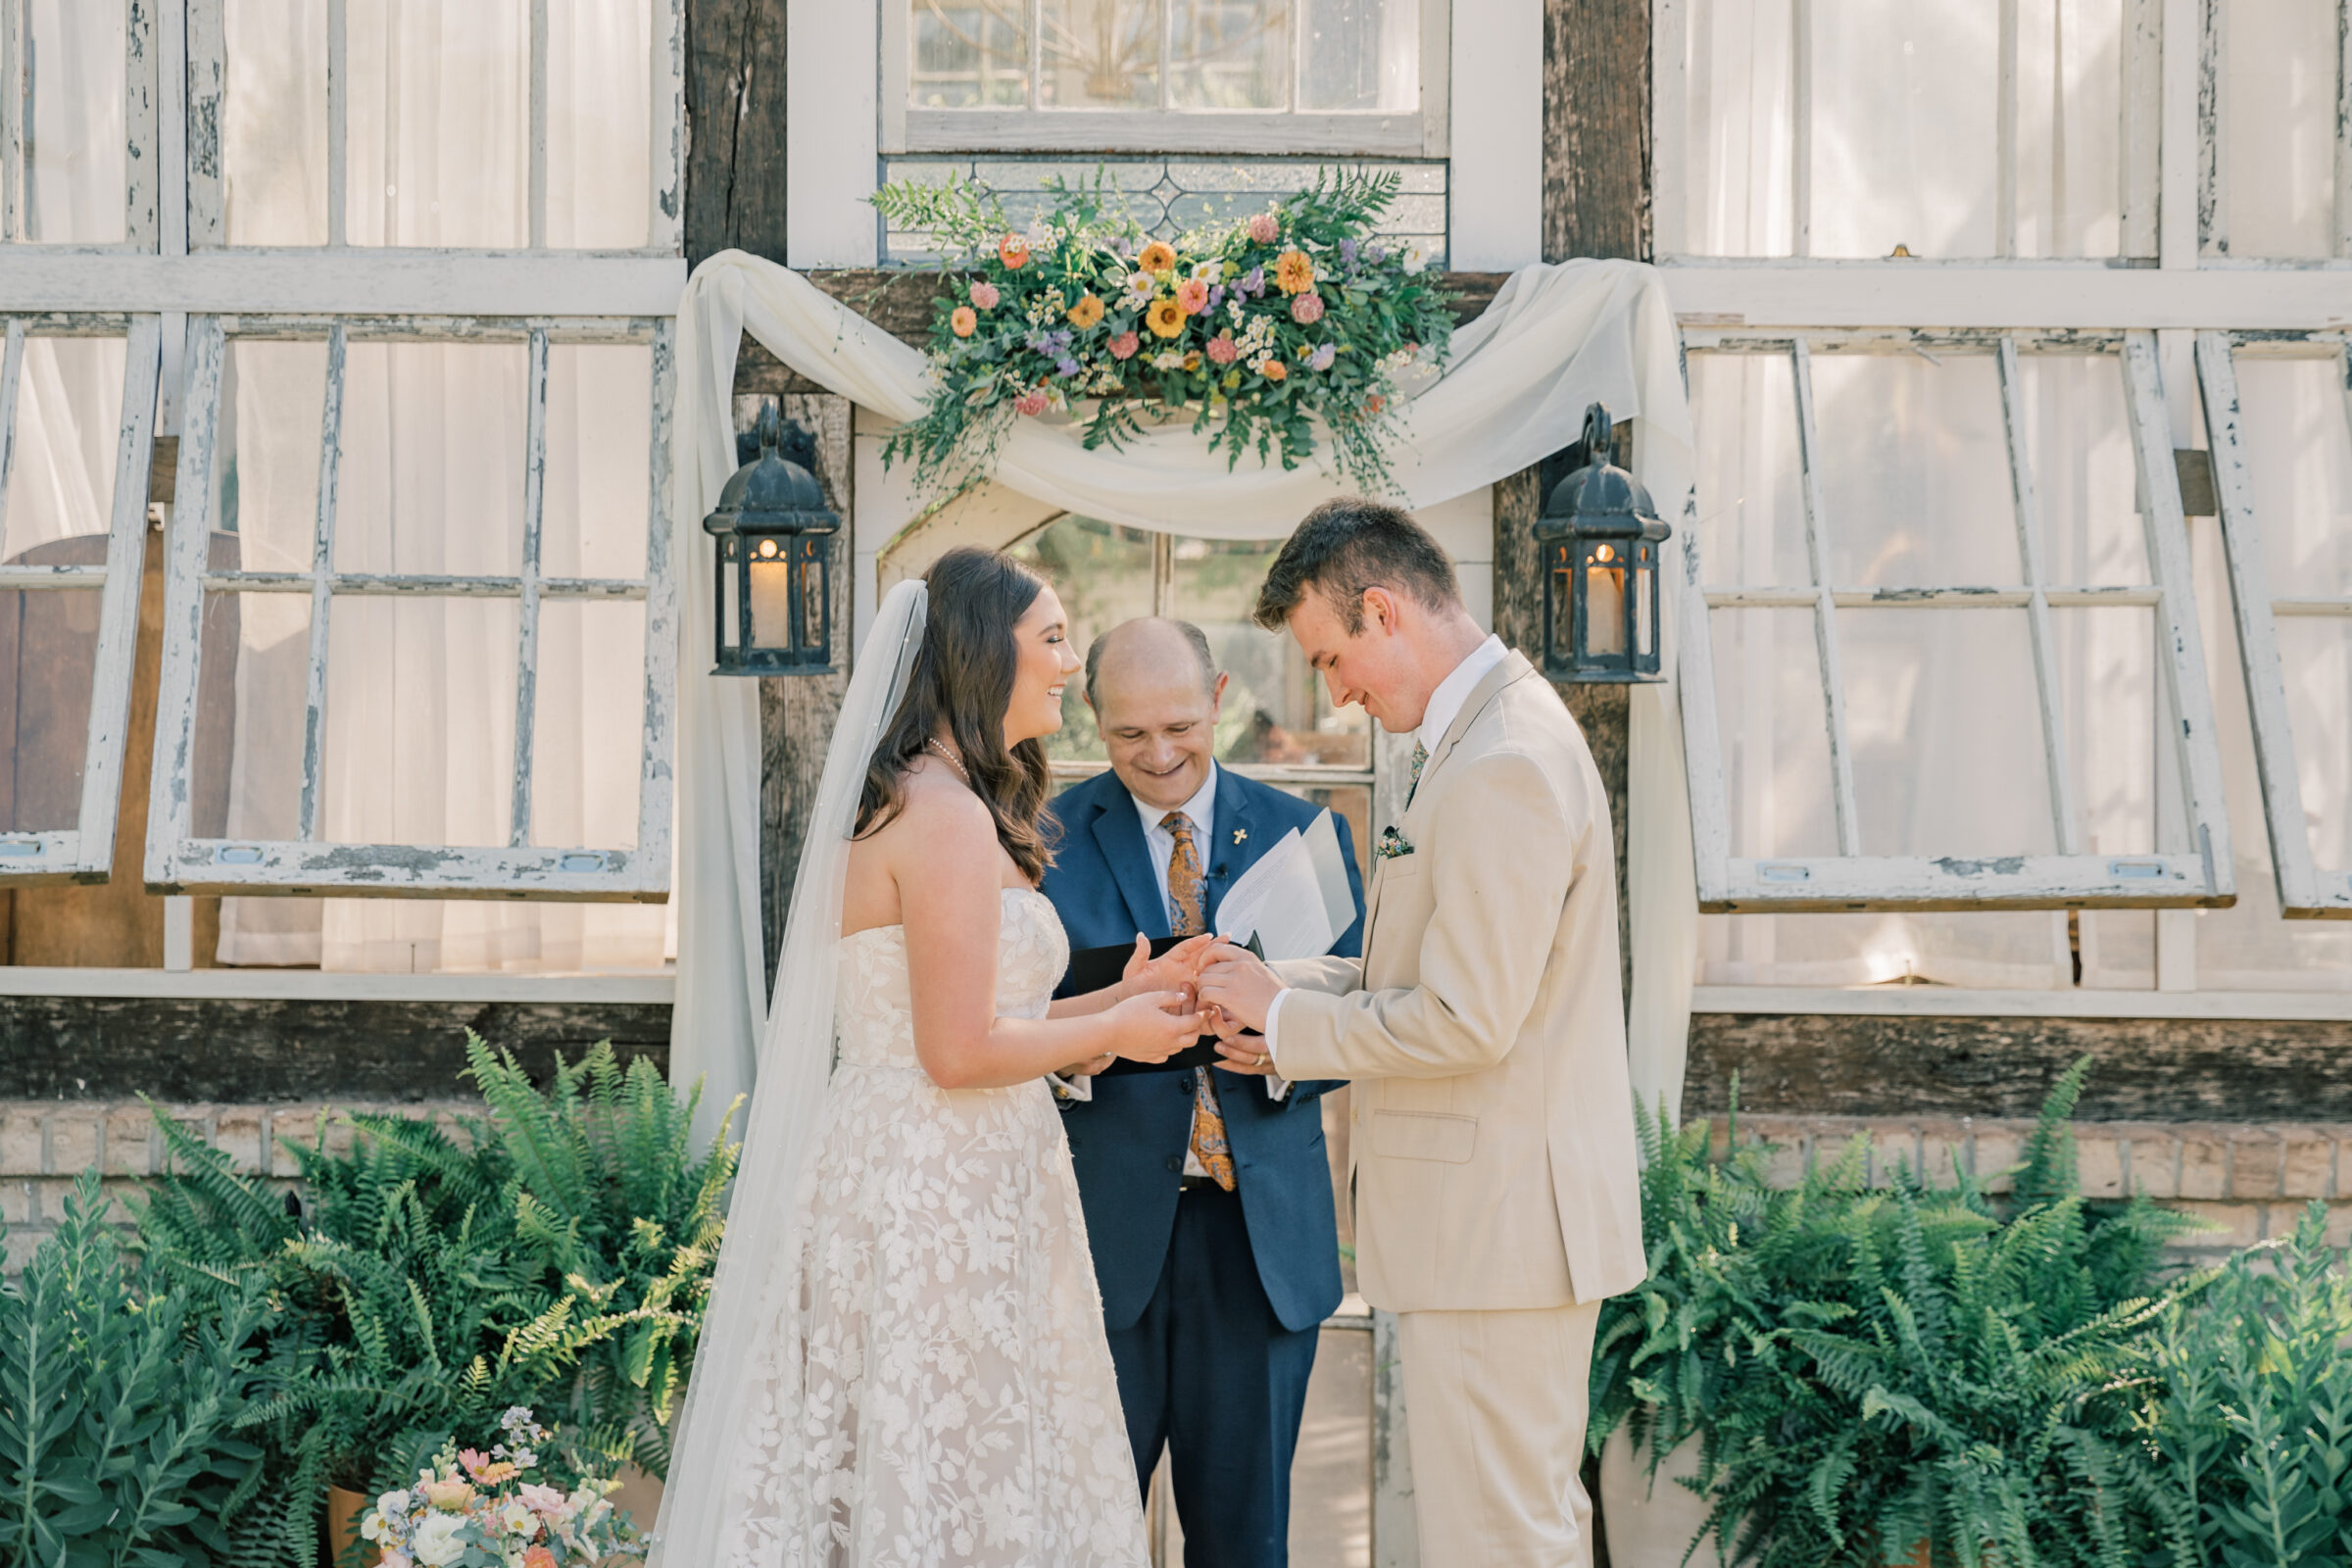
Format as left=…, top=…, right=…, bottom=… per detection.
left=518, top=1484, right=569, bottom=1517
left=523, top=1549, right=557, bottom=1568
left=968, top=280, right=1000, bottom=310
left=1015, top=387, right=1051, bottom=416
left=1174, top=278, right=1210, bottom=316
left=1289, top=292, right=1325, bottom=324
left=1107, top=331, right=1140, bottom=361
left=1247, top=213, right=1280, bottom=244
left=1205, top=332, right=1239, bottom=366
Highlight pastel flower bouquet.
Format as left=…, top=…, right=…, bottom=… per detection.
left=869, top=168, right=1457, bottom=500
left=357, top=1408, right=643, bottom=1568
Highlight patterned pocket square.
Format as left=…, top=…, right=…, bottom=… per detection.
left=1375, top=825, right=1415, bottom=860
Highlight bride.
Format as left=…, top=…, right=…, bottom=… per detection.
left=652, top=547, right=1211, bottom=1566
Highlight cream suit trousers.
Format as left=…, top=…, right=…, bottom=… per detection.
left=1396, top=1300, right=1603, bottom=1568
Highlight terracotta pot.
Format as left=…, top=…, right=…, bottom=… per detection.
left=324, top=1487, right=381, bottom=1567
left=1599, top=1426, right=1727, bottom=1568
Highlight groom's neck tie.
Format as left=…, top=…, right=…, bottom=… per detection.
left=1406, top=739, right=1429, bottom=808
left=1163, top=812, right=1236, bottom=1193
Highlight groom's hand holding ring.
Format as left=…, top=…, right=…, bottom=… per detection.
left=1199, top=943, right=1282, bottom=1075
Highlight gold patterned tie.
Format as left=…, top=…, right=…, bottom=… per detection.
left=1164, top=813, right=1236, bottom=1192
left=1406, top=739, right=1429, bottom=807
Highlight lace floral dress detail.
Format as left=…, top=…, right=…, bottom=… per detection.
left=712, top=888, right=1149, bottom=1567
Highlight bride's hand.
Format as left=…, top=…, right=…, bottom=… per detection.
left=1118, top=933, right=1216, bottom=1001
left=1105, top=990, right=1208, bottom=1063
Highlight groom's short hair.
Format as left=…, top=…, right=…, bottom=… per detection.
left=1252, top=497, right=1461, bottom=635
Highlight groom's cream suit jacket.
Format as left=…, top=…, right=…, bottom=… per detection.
left=1270, top=650, right=1646, bottom=1313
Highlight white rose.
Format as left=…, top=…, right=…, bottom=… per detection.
left=410, top=1514, right=467, bottom=1568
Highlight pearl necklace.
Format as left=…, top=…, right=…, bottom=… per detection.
left=926, top=737, right=971, bottom=784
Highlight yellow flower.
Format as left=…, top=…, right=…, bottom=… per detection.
left=1274, top=249, right=1315, bottom=295
left=1145, top=298, right=1186, bottom=339
left=1139, top=240, right=1178, bottom=275
left=1067, top=292, right=1105, bottom=329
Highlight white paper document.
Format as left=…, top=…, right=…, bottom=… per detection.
left=1213, top=809, right=1356, bottom=961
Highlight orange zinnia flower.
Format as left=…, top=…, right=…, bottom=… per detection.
left=1174, top=278, right=1209, bottom=316
left=1146, top=298, right=1186, bottom=339
left=1138, top=240, right=1178, bottom=275
left=1263, top=359, right=1288, bottom=381
left=999, top=233, right=1031, bottom=269
left=1274, top=249, right=1315, bottom=295
left=1067, top=292, right=1105, bottom=328
left=951, top=306, right=977, bottom=337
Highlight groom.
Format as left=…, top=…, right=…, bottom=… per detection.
left=1199, top=499, right=1646, bottom=1566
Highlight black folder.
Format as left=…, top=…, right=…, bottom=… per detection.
left=1062, top=933, right=1263, bottom=1077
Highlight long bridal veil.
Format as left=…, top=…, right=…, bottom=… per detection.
left=648, top=578, right=929, bottom=1564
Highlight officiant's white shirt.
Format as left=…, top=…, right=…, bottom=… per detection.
left=1262, top=634, right=1508, bottom=1062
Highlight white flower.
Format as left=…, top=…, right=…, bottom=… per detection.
left=1400, top=243, right=1428, bottom=274
left=410, top=1514, right=467, bottom=1568
left=502, top=1499, right=536, bottom=1537
left=1151, top=351, right=1188, bottom=370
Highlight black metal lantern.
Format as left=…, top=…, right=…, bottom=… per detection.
left=703, top=406, right=840, bottom=675
left=1535, top=402, right=1671, bottom=683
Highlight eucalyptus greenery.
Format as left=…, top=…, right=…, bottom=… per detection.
left=1593, top=1060, right=2202, bottom=1568
left=1, top=1174, right=284, bottom=1567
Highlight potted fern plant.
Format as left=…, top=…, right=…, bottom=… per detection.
left=1594, top=1060, right=2197, bottom=1568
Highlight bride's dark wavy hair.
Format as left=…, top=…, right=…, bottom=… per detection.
left=856, top=547, right=1058, bottom=881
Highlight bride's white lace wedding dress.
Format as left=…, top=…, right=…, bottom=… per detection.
left=712, top=886, right=1150, bottom=1567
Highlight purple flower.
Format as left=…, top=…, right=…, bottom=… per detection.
left=1309, top=342, right=1337, bottom=371
left=1240, top=266, right=1265, bottom=296
left=1339, top=238, right=1358, bottom=267
left=1205, top=284, right=1226, bottom=312
left=1366, top=242, right=1387, bottom=263
left=1113, top=236, right=1134, bottom=258
left=1056, top=357, right=1081, bottom=377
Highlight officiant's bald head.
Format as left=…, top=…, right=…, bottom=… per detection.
left=1085, top=618, right=1228, bottom=812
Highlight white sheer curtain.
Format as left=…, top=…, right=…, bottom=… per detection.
left=1679, top=0, right=2123, bottom=258
left=212, top=0, right=667, bottom=972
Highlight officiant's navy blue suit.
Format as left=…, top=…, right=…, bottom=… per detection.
left=1042, top=764, right=1362, bottom=1568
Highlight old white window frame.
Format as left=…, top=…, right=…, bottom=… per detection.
left=879, top=0, right=1451, bottom=156
left=2196, top=0, right=2352, bottom=264
left=2195, top=329, right=2352, bottom=919
left=0, top=0, right=164, bottom=250
left=144, top=312, right=677, bottom=901
left=0, top=314, right=161, bottom=883
left=1673, top=326, right=2234, bottom=912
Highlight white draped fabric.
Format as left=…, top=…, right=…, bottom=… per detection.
left=666, top=250, right=1704, bottom=1139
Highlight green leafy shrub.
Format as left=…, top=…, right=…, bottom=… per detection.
left=1592, top=1061, right=2198, bottom=1568
left=132, top=1035, right=736, bottom=1564
left=2149, top=1200, right=2352, bottom=1566
left=1, top=1174, right=286, bottom=1566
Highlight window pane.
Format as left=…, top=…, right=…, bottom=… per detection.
left=346, top=0, right=527, bottom=246
left=323, top=596, right=521, bottom=846
left=1709, top=606, right=1838, bottom=858
left=2019, top=353, right=2150, bottom=587
left=217, top=338, right=330, bottom=567
left=1700, top=909, right=2070, bottom=987
left=1689, top=351, right=1808, bottom=586
left=1285, top=780, right=1371, bottom=882
left=2052, top=606, right=2168, bottom=858
left=911, top=0, right=1034, bottom=108
left=545, top=345, right=653, bottom=578
left=2218, top=0, right=2337, bottom=259
left=202, top=579, right=305, bottom=843
left=1041, top=0, right=1161, bottom=108
left=2233, top=357, right=2352, bottom=602
left=222, top=0, right=330, bottom=245
left=1, top=582, right=101, bottom=833
left=334, top=342, right=529, bottom=576
left=2278, top=616, right=2352, bottom=875
left=1299, top=0, right=1417, bottom=112
left=1839, top=607, right=2054, bottom=858
left=1169, top=0, right=1287, bottom=110
left=547, top=0, right=654, bottom=248
left=24, top=0, right=126, bottom=243
left=5, top=336, right=125, bottom=559
left=1810, top=352, right=2021, bottom=585
left=531, top=600, right=646, bottom=849
left=1172, top=535, right=1369, bottom=768
left=1007, top=514, right=1157, bottom=760
left=1679, top=0, right=2122, bottom=258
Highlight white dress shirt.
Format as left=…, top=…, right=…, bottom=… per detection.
left=1262, top=635, right=1509, bottom=1065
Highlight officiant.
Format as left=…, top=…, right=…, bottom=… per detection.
left=1043, top=617, right=1366, bottom=1567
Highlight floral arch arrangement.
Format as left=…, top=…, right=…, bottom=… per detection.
left=870, top=170, right=1457, bottom=499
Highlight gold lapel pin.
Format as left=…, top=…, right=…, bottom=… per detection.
left=1232, top=828, right=1248, bottom=845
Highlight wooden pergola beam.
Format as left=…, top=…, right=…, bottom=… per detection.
left=732, top=270, right=1514, bottom=396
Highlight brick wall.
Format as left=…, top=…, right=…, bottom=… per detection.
left=1, top=1099, right=478, bottom=1259
left=1725, top=1113, right=2352, bottom=1265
